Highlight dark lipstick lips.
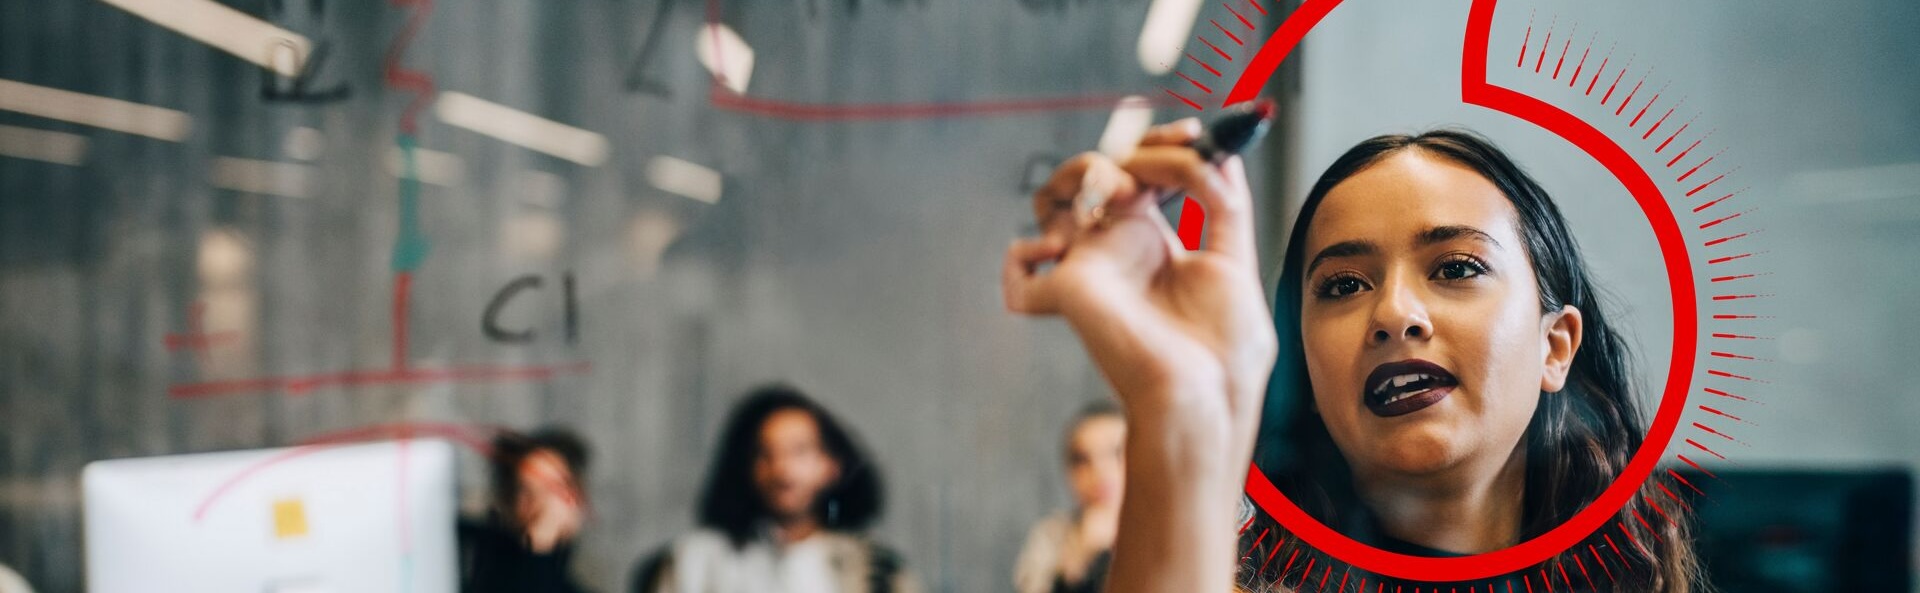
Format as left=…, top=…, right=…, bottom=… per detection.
left=1363, top=359, right=1459, bottom=418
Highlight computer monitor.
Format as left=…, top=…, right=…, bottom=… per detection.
left=83, top=439, right=459, bottom=593
left=1676, top=468, right=1913, bottom=593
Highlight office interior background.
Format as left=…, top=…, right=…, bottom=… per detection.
left=1, top=0, right=1917, bottom=591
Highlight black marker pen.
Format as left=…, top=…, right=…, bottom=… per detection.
left=1155, top=98, right=1275, bottom=206
left=1074, top=99, right=1276, bottom=224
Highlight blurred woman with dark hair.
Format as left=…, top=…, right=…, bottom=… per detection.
left=461, top=427, right=593, bottom=593
left=633, top=384, right=919, bottom=593
left=1014, top=399, right=1126, bottom=593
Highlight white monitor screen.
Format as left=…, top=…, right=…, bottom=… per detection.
left=82, top=439, right=458, bottom=593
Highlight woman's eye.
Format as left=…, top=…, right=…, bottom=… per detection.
left=1318, top=275, right=1368, bottom=298
left=1433, top=258, right=1487, bottom=281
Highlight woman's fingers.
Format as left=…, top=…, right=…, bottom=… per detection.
left=1119, top=147, right=1257, bottom=268
left=1137, top=118, right=1202, bottom=147
left=1002, top=235, right=1067, bottom=314
left=1034, top=153, right=1140, bottom=235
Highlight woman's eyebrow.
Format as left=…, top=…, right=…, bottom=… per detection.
left=1418, top=225, right=1503, bottom=249
left=1306, top=239, right=1377, bottom=275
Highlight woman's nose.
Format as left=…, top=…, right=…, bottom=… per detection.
left=1368, top=279, right=1433, bottom=345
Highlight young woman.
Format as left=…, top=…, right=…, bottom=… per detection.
left=633, top=384, right=920, bottom=593
left=460, top=427, right=593, bottom=593
left=1003, top=123, right=1699, bottom=592
left=1014, top=399, right=1127, bottom=593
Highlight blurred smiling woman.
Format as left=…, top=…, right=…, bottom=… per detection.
left=1003, top=124, right=1699, bottom=592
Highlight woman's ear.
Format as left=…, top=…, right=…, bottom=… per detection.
left=1540, top=304, right=1583, bottom=393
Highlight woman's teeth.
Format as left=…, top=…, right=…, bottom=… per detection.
left=1372, top=373, right=1439, bottom=396
left=1381, top=388, right=1430, bottom=405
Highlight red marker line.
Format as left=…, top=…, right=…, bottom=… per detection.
left=1676, top=454, right=1719, bottom=479
left=1703, top=232, right=1748, bottom=247
left=1685, top=173, right=1727, bottom=197
left=383, top=0, right=437, bottom=134
left=1590, top=544, right=1615, bottom=582
left=1642, top=495, right=1674, bottom=529
left=1711, top=314, right=1759, bottom=320
left=1707, top=369, right=1753, bottom=381
left=1213, top=20, right=1245, bottom=45
left=1161, top=87, right=1203, bottom=111
left=1709, top=351, right=1755, bottom=361
left=193, top=422, right=498, bottom=522
left=1685, top=438, right=1728, bottom=460
left=1200, top=36, right=1234, bottom=61
left=1698, top=405, right=1744, bottom=422
left=169, top=362, right=593, bottom=399
left=1656, top=120, right=1691, bottom=152
left=1518, top=25, right=1531, bottom=68
left=1225, top=2, right=1256, bottom=29
left=1693, top=191, right=1737, bottom=213
left=1534, top=27, right=1552, bottom=73
left=1709, top=273, right=1754, bottom=283
left=1245, top=0, right=1267, bottom=16
left=1703, top=387, right=1748, bottom=401
left=1706, top=252, right=1752, bottom=264
left=1665, top=139, right=1702, bottom=167
left=710, top=88, right=1185, bottom=120
left=1552, top=37, right=1571, bottom=79
left=1676, top=154, right=1715, bottom=182
left=1698, top=210, right=1742, bottom=230
left=1642, top=107, right=1676, bottom=139
left=1601, top=68, right=1627, bottom=104
left=392, top=271, right=413, bottom=370
left=1259, top=538, right=1286, bottom=573
left=1569, top=43, right=1591, bottom=87
left=1666, top=468, right=1704, bottom=496
left=1692, top=422, right=1736, bottom=442
left=1629, top=93, right=1659, bottom=126
left=1656, top=482, right=1692, bottom=511
left=1614, top=76, right=1646, bottom=115
left=1585, top=55, right=1609, bottom=95
left=1177, top=71, right=1214, bottom=94
left=1616, top=522, right=1642, bottom=555
left=1187, top=52, right=1222, bottom=77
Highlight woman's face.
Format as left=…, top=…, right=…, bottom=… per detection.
left=1298, top=150, right=1580, bottom=481
left=1065, top=415, right=1125, bottom=510
left=754, top=408, right=841, bottom=522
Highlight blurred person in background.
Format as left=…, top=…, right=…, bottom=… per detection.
left=1014, top=399, right=1126, bottom=593
left=631, top=384, right=919, bottom=593
left=461, top=427, right=594, bottom=593
left=0, top=562, right=33, bottom=593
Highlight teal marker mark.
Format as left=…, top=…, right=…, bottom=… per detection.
left=391, top=133, right=431, bottom=272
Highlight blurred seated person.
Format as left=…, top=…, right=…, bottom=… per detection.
left=0, top=562, right=34, bottom=593
left=1014, top=400, right=1125, bottom=593
left=461, top=427, right=593, bottom=593
left=631, top=384, right=920, bottom=593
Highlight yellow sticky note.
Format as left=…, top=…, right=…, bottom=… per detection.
left=272, top=498, right=309, bottom=539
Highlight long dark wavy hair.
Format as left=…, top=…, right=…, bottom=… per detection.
left=1239, top=130, right=1701, bottom=592
left=697, top=383, right=885, bottom=547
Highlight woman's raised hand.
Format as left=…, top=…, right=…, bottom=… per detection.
left=1001, top=118, right=1278, bottom=593
left=1002, top=118, right=1276, bottom=458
